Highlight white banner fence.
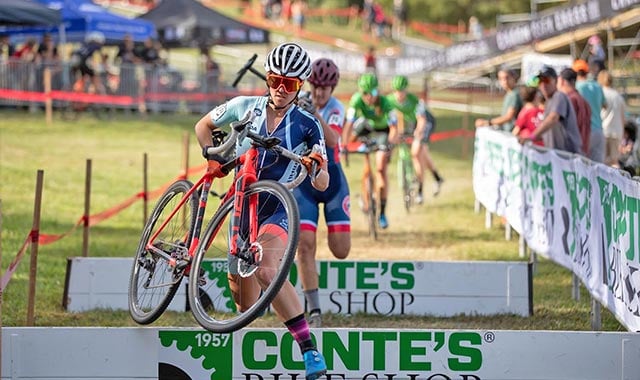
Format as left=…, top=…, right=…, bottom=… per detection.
left=473, top=127, right=640, bottom=331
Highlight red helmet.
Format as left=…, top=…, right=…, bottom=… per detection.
left=308, top=58, right=340, bottom=87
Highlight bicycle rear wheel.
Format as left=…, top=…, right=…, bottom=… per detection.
left=365, top=175, right=378, bottom=240
left=128, top=180, right=197, bottom=324
left=188, top=180, right=300, bottom=333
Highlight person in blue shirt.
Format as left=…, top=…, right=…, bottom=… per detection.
left=295, top=58, right=351, bottom=328
left=194, top=42, right=328, bottom=380
left=573, top=59, right=607, bottom=163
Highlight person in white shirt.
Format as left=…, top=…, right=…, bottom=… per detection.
left=597, top=70, right=626, bottom=167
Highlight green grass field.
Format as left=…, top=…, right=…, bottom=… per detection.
left=0, top=109, right=626, bottom=331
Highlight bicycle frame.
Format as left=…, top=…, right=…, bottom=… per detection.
left=145, top=118, right=307, bottom=275
left=144, top=158, right=227, bottom=269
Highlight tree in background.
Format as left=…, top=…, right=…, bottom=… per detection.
left=307, top=0, right=531, bottom=31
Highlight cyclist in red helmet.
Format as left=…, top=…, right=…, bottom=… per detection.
left=295, top=58, right=351, bottom=328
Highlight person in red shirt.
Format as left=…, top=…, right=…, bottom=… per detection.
left=558, top=68, right=591, bottom=156
left=513, top=86, right=544, bottom=146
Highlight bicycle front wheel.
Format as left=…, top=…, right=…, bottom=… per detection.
left=129, top=180, right=197, bottom=324
left=188, top=180, right=300, bottom=333
left=397, top=146, right=413, bottom=212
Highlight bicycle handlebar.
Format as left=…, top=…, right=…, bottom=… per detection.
left=204, top=111, right=309, bottom=189
left=232, top=54, right=267, bottom=88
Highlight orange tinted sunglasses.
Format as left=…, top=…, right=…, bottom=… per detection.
left=266, top=73, right=302, bottom=93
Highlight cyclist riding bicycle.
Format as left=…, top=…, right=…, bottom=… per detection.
left=69, top=31, right=107, bottom=96
left=294, top=58, right=351, bottom=328
left=386, top=75, right=444, bottom=201
left=342, top=72, right=398, bottom=229
left=195, top=42, right=328, bottom=380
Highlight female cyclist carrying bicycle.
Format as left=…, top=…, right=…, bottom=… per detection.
left=386, top=75, right=444, bottom=202
left=194, top=42, right=328, bottom=380
left=294, top=58, right=351, bottom=328
left=342, top=73, right=397, bottom=229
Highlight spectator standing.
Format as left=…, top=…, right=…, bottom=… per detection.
left=574, top=59, right=607, bottom=163
left=557, top=68, right=591, bottom=156
left=139, top=37, right=161, bottom=66
left=361, top=0, right=375, bottom=35
left=619, top=121, right=639, bottom=176
left=587, top=35, right=606, bottom=74
left=512, top=86, right=544, bottom=147
left=13, top=38, right=37, bottom=62
left=392, top=0, right=408, bottom=39
left=519, top=66, right=582, bottom=154
left=468, top=16, right=483, bottom=40
left=363, top=45, right=377, bottom=74
left=597, top=70, right=626, bottom=167
left=35, top=33, right=61, bottom=90
left=115, top=34, right=140, bottom=96
left=291, top=0, right=307, bottom=35
left=200, top=45, right=221, bottom=92
left=13, top=38, right=39, bottom=97
left=475, top=67, right=522, bottom=132
left=371, top=2, right=389, bottom=41
left=36, top=33, right=58, bottom=64
left=0, top=33, right=15, bottom=62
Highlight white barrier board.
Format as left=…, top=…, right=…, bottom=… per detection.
left=2, top=327, right=639, bottom=380
left=63, top=257, right=531, bottom=317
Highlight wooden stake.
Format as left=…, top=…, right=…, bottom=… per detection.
left=82, top=159, right=92, bottom=257
left=27, top=170, right=44, bottom=326
left=44, top=67, right=52, bottom=126
left=143, top=153, right=148, bottom=225
left=182, top=132, right=190, bottom=179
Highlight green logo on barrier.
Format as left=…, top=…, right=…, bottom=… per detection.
left=598, top=177, right=640, bottom=263
left=290, top=261, right=416, bottom=290
left=159, top=331, right=233, bottom=380
left=201, top=260, right=237, bottom=312
left=241, top=330, right=483, bottom=372
left=524, top=157, right=554, bottom=207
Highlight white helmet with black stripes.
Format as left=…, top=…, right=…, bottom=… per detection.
left=264, top=42, right=312, bottom=81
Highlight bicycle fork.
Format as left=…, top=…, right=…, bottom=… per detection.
left=230, top=150, right=263, bottom=277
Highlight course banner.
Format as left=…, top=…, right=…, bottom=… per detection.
left=2, top=327, right=639, bottom=380
left=64, top=258, right=531, bottom=317
left=473, top=128, right=640, bottom=331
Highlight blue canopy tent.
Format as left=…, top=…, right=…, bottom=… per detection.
left=0, top=0, right=156, bottom=45
left=0, top=0, right=62, bottom=26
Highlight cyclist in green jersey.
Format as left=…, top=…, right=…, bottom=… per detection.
left=387, top=75, right=444, bottom=201
left=342, top=73, right=398, bottom=229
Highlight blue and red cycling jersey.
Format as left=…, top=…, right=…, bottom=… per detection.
left=209, top=95, right=327, bottom=183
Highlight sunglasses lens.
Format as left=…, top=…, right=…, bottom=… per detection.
left=267, top=74, right=300, bottom=92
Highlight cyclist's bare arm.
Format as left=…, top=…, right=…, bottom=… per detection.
left=195, top=113, right=219, bottom=148
left=342, top=119, right=355, bottom=143
left=311, top=159, right=329, bottom=191
left=414, top=113, right=427, bottom=139
left=315, top=113, right=340, bottom=148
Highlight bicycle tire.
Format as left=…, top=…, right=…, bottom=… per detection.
left=365, top=174, right=378, bottom=240
left=397, top=145, right=413, bottom=212
left=128, top=180, right=197, bottom=324
left=188, top=180, right=300, bottom=333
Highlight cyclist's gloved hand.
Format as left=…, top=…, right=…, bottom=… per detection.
left=202, top=145, right=227, bottom=163
left=301, top=144, right=325, bottom=178
left=297, top=94, right=316, bottom=115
